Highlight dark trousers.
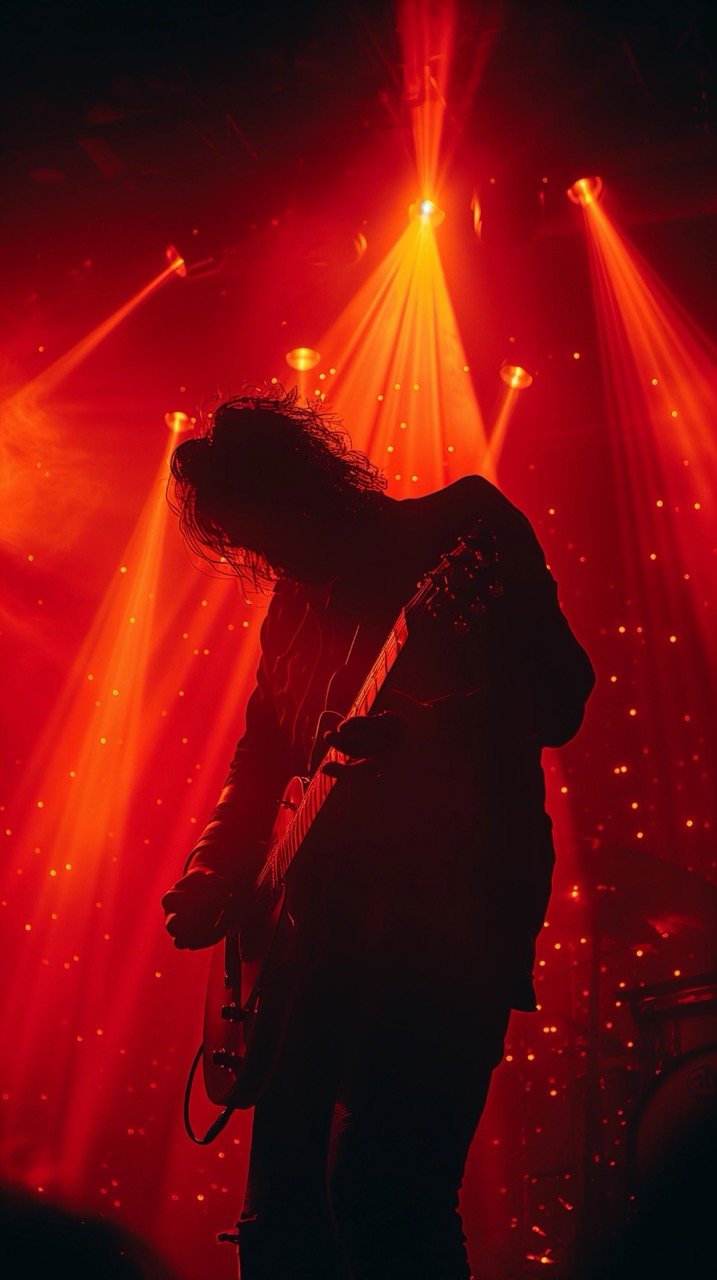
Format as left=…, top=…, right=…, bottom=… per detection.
left=236, top=939, right=510, bottom=1280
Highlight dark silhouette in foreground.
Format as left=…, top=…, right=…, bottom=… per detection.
left=162, top=388, right=595, bottom=1278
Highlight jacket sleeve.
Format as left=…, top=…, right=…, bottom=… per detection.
left=522, top=567, right=595, bottom=747
left=463, top=475, right=595, bottom=749
left=185, top=596, right=291, bottom=893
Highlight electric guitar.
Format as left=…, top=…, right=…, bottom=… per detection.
left=192, top=521, right=502, bottom=1131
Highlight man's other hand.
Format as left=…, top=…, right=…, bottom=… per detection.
left=161, top=866, right=230, bottom=950
left=321, top=690, right=473, bottom=785
left=322, top=710, right=406, bottom=779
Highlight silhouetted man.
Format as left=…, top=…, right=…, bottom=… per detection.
left=162, top=389, right=594, bottom=1279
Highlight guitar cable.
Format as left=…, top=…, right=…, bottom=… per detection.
left=183, top=1043, right=236, bottom=1144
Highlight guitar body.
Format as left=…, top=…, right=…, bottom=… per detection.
left=202, top=775, right=306, bottom=1109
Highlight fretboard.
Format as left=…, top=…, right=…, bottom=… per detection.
left=257, top=609, right=410, bottom=888
left=253, top=518, right=495, bottom=891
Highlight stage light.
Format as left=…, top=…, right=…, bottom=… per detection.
left=409, top=198, right=445, bottom=227
left=499, top=363, right=533, bottom=390
left=164, top=245, right=187, bottom=277
left=566, top=176, right=604, bottom=207
left=164, top=411, right=194, bottom=434
left=285, top=347, right=321, bottom=372
left=164, top=240, right=227, bottom=280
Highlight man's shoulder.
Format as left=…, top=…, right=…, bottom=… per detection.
left=404, top=474, right=531, bottom=531
left=400, top=477, right=546, bottom=585
left=436, top=473, right=497, bottom=510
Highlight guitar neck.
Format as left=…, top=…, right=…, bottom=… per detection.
left=258, top=609, right=410, bottom=887
left=254, top=518, right=497, bottom=892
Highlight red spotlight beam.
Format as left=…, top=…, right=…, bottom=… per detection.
left=578, top=189, right=717, bottom=851
left=9, top=256, right=185, bottom=405
left=482, top=386, right=518, bottom=483
left=316, top=218, right=488, bottom=494
left=581, top=196, right=717, bottom=522
left=0, top=255, right=186, bottom=555
left=0, top=415, right=270, bottom=1192
left=398, top=0, right=457, bottom=196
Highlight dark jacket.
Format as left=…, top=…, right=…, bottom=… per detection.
left=188, top=477, right=595, bottom=1010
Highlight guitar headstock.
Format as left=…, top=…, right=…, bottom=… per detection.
left=409, top=520, right=503, bottom=633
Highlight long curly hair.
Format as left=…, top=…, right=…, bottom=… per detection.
left=168, top=386, right=386, bottom=589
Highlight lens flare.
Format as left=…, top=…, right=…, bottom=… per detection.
left=409, top=198, right=446, bottom=227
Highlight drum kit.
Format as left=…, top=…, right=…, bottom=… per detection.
left=556, top=844, right=716, bottom=1279
left=582, top=845, right=717, bottom=1187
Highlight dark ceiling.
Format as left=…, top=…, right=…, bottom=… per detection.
left=1, top=2, right=715, bottom=294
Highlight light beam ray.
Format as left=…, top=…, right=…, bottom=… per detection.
left=482, top=385, right=519, bottom=482
left=0, top=418, right=268, bottom=1190
left=578, top=193, right=717, bottom=849
left=317, top=219, right=488, bottom=494
left=0, top=257, right=185, bottom=556
left=398, top=0, right=456, bottom=197
left=13, top=258, right=185, bottom=404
